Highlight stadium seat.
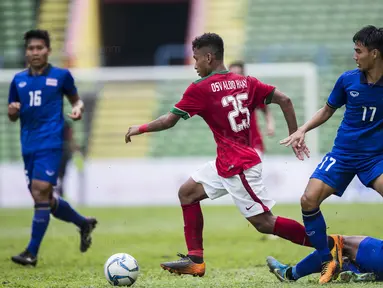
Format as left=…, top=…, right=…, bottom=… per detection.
left=244, top=0, right=383, bottom=153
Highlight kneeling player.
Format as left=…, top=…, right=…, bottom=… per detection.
left=267, top=234, right=383, bottom=283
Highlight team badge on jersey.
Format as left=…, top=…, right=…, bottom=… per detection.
left=46, top=78, right=58, bottom=86
left=18, top=81, right=27, bottom=88
left=350, top=91, right=359, bottom=97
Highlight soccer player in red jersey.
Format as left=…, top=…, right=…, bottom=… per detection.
left=229, top=61, right=275, bottom=158
left=125, top=33, right=310, bottom=277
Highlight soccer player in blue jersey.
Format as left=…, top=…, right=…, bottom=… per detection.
left=267, top=234, right=383, bottom=283
left=280, top=25, right=383, bottom=283
left=7, top=29, right=97, bottom=266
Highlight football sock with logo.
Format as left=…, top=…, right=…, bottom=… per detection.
left=181, top=202, right=204, bottom=263
left=27, top=202, right=51, bottom=257
left=273, top=216, right=312, bottom=247
left=51, top=197, right=87, bottom=228
left=302, top=208, right=332, bottom=262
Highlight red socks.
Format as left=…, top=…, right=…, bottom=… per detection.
left=273, top=216, right=312, bottom=247
left=181, top=205, right=311, bottom=260
left=181, top=202, right=204, bottom=258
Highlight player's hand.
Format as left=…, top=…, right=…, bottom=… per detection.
left=68, top=106, right=82, bottom=121
left=8, top=102, right=21, bottom=115
left=291, top=141, right=310, bottom=161
left=125, top=125, right=141, bottom=143
left=280, top=128, right=306, bottom=148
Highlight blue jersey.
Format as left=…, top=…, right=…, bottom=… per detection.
left=327, top=69, right=383, bottom=154
left=8, top=64, right=77, bottom=155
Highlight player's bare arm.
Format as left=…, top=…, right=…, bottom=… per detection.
left=8, top=102, right=21, bottom=122
left=280, top=103, right=336, bottom=147
left=270, top=90, right=297, bottom=134
left=261, top=106, right=275, bottom=136
left=125, top=112, right=181, bottom=143
left=270, top=89, right=310, bottom=160
left=66, top=94, right=84, bottom=121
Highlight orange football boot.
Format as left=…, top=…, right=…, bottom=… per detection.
left=330, top=234, right=344, bottom=272
left=319, top=235, right=343, bottom=284
left=160, top=253, right=205, bottom=277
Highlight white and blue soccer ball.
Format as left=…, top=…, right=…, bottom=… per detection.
left=104, top=253, right=140, bottom=286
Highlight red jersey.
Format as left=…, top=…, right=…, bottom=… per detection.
left=171, top=70, right=275, bottom=178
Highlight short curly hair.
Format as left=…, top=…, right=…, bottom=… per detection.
left=192, top=33, right=224, bottom=60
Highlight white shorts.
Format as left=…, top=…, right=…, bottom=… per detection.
left=191, top=161, right=275, bottom=218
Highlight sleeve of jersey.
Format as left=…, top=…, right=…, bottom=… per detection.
left=8, top=78, right=19, bottom=104
left=170, top=84, right=204, bottom=120
left=326, top=74, right=346, bottom=109
left=249, top=77, right=276, bottom=109
left=63, top=70, right=78, bottom=97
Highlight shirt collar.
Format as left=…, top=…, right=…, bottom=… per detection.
left=28, top=63, right=52, bottom=76
left=360, top=71, right=383, bottom=86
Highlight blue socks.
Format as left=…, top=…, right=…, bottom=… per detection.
left=302, top=208, right=332, bottom=262
left=27, top=203, right=51, bottom=257
left=26, top=198, right=87, bottom=257
left=291, top=251, right=361, bottom=281
left=51, top=197, right=87, bottom=228
left=292, top=250, right=322, bottom=280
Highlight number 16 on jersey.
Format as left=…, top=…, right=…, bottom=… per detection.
left=29, top=90, right=42, bottom=107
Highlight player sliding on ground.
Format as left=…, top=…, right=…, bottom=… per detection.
left=7, top=30, right=97, bottom=266
left=125, top=33, right=310, bottom=277
left=267, top=234, right=383, bottom=283
left=280, top=25, right=383, bottom=284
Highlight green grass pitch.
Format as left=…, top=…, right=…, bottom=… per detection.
left=1, top=204, right=382, bottom=288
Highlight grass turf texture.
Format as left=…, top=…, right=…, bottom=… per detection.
left=0, top=204, right=382, bottom=288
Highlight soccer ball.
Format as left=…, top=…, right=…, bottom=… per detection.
left=104, top=253, right=140, bottom=286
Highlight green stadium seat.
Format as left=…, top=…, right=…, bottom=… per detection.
left=0, top=0, right=37, bottom=162
left=244, top=0, right=383, bottom=154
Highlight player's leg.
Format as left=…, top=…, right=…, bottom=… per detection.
left=338, top=236, right=382, bottom=283
left=342, top=236, right=366, bottom=262
left=267, top=235, right=343, bottom=282
left=177, top=177, right=208, bottom=261
left=11, top=153, right=52, bottom=266
left=44, top=149, right=97, bottom=252
left=266, top=251, right=322, bottom=282
left=347, top=236, right=383, bottom=281
left=161, top=161, right=225, bottom=277
left=358, top=154, right=383, bottom=197
left=301, top=153, right=354, bottom=283
left=54, top=154, right=68, bottom=198
left=32, top=149, right=97, bottom=252
left=11, top=154, right=40, bottom=266
left=222, top=164, right=311, bottom=247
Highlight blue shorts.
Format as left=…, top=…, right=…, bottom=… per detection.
left=310, top=151, right=383, bottom=196
left=356, top=237, right=383, bottom=280
left=23, top=149, right=62, bottom=190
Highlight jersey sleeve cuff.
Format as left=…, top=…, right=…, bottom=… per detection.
left=264, top=87, right=276, bottom=105
left=170, top=106, right=190, bottom=120
left=65, top=89, right=78, bottom=98
left=326, top=101, right=338, bottom=110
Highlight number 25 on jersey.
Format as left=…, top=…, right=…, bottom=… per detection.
left=29, top=90, right=42, bottom=107
left=221, top=93, right=250, bottom=132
